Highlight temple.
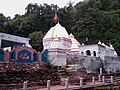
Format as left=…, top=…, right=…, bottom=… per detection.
left=42, top=14, right=118, bottom=72
left=0, top=14, right=119, bottom=72
left=43, top=22, right=71, bottom=51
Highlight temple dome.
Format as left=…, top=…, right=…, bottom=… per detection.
left=69, top=33, right=80, bottom=52
left=49, top=36, right=64, bottom=49
left=43, top=23, right=69, bottom=40
left=98, top=41, right=102, bottom=44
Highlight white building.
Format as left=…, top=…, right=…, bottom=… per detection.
left=42, top=21, right=118, bottom=66
left=0, top=32, right=31, bottom=51
left=79, top=41, right=117, bottom=60
left=43, top=23, right=71, bottom=52
left=48, top=36, right=66, bottom=66
left=43, top=22, right=72, bottom=66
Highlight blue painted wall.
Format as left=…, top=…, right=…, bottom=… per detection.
left=41, top=49, right=48, bottom=63
left=0, top=49, right=4, bottom=61
left=10, top=49, right=38, bottom=63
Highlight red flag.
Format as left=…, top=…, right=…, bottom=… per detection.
left=54, top=13, right=58, bottom=22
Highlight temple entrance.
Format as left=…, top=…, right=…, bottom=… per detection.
left=86, top=50, right=91, bottom=56
left=93, top=51, right=96, bottom=56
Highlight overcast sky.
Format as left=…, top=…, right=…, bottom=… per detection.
left=0, top=0, right=84, bottom=18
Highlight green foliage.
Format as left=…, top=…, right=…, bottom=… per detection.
left=29, top=31, right=44, bottom=52
left=0, top=13, right=9, bottom=33
left=73, top=0, right=120, bottom=54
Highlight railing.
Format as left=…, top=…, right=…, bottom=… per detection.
left=0, top=75, right=114, bottom=90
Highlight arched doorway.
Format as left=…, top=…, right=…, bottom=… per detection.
left=86, top=50, right=91, bottom=56
left=93, top=51, right=96, bottom=56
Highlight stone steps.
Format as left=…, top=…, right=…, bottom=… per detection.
left=57, top=68, right=68, bottom=78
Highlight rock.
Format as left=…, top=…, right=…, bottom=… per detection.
left=69, top=67, right=87, bottom=84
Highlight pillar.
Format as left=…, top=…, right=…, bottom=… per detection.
left=100, top=68, right=102, bottom=75
left=98, top=75, right=101, bottom=82
left=114, top=68, right=116, bottom=73
left=65, top=79, right=68, bottom=90
left=0, top=39, right=1, bottom=48
left=111, top=76, right=113, bottom=84
left=23, top=81, right=27, bottom=90
left=102, top=76, right=105, bottom=84
left=80, top=77, right=83, bottom=87
left=47, top=80, right=50, bottom=90
left=92, top=77, right=95, bottom=87
left=107, top=68, right=110, bottom=74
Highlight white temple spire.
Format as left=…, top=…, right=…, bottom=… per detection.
left=82, top=43, right=84, bottom=45
left=49, top=35, right=64, bottom=49
left=98, top=41, right=101, bottom=44
left=110, top=44, right=114, bottom=50
left=69, top=33, right=80, bottom=52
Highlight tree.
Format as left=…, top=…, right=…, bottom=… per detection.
left=0, top=13, right=8, bottom=33
left=72, top=0, right=120, bottom=51
left=29, top=31, right=44, bottom=52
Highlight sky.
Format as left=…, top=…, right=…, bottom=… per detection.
left=0, top=0, right=84, bottom=18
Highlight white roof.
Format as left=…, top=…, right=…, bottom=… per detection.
left=0, top=33, right=29, bottom=44
left=69, top=33, right=80, bottom=52
left=110, top=44, right=114, bottom=50
left=26, top=43, right=32, bottom=48
left=43, top=23, right=69, bottom=40
left=49, top=36, right=64, bottom=49
left=114, top=51, right=118, bottom=56
left=98, top=41, right=102, bottom=44
left=101, top=43, right=105, bottom=46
